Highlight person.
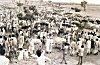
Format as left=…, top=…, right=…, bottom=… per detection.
left=24, top=49, right=29, bottom=60
left=18, top=33, right=24, bottom=49
left=70, top=40, right=77, bottom=56
left=86, top=39, right=91, bottom=55
left=18, top=48, right=24, bottom=60
left=31, top=50, right=51, bottom=65
left=0, top=48, right=9, bottom=65
left=45, top=36, right=53, bottom=53
left=0, top=36, right=3, bottom=46
left=91, top=39, right=95, bottom=54
left=77, top=38, right=82, bottom=54
left=77, top=45, right=84, bottom=65
left=93, top=39, right=99, bottom=55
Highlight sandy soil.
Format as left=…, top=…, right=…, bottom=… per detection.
left=62, top=4, right=100, bottom=19
left=0, top=2, right=100, bottom=65
left=9, top=48, right=100, bottom=65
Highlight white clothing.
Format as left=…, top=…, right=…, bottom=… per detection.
left=24, top=50, right=29, bottom=59
left=79, top=48, right=84, bottom=56
left=18, top=36, right=24, bottom=48
left=77, top=41, right=82, bottom=49
left=36, top=55, right=50, bottom=65
left=18, top=50, right=24, bottom=60
left=87, top=40, right=91, bottom=49
left=32, top=50, right=51, bottom=65
left=45, top=38, right=53, bottom=52
left=0, top=56, right=9, bottom=65
left=0, top=38, right=3, bottom=44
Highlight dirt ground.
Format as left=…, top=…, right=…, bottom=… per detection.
left=9, top=48, right=100, bottom=65
left=3, top=3, right=100, bottom=65
left=63, top=4, right=100, bottom=19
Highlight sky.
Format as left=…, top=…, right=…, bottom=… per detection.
left=43, top=0, right=100, bottom=4
left=0, top=0, right=100, bottom=5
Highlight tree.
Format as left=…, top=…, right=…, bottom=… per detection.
left=81, top=0, right=87, bottom=11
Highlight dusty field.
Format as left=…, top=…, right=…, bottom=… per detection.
left=62, top=4, right=100, bottom=19
left=9, top=48, right=100, bottom=65
left=8, top=4, right=100, bottom=65
left=0, top=2, right=100, bottom=65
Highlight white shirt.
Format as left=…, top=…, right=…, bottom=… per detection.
left=18, top=50, right=24, bottom=60
left=19, top=36, right=24, bottom=44
left=87, top=40, right=91, bottom=48
left=0, top=38, right=3, bottom=43
left=0, top=55, right=9, bottom=65
left=77, top=40, right=82, bottom=49
left=79, top=48, right=84, bottom=56
left=36, top=55, right=50, bottom=65
left=32, top=51, right=51, bottom=65
left=71, top=41, right=76, bottom=48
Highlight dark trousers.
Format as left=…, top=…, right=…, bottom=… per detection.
left=78, top=56, right=83, bottom=65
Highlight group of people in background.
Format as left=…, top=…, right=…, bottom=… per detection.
left=0, top=3, right=100, bottom=65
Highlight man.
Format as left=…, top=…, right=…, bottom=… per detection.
left=86, top=39, right=91, bottom=55
left=94, top=39, right=99, bottom=55
left=77, top=38, right=82, bottom=54
left=77, top=45, right=84, bottom=65
left=18, top=48, right=24, bottom=61
left=0, top=36, right=3, bottom=46
left=70, top=40, right=77, bottom=56
left=31, top=50, right=51, bottom=65
left=18, top=33, right=24, bottom=49
left=45, top=36, right=53, bottom=53
left=91, top=39, right=95, bottom=54
left=0, top=48, right=9, bottom=65
left=24, top=49, right=29, bottom=60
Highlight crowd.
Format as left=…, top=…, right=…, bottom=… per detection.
left=0, top=4, right=100, bottom=65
